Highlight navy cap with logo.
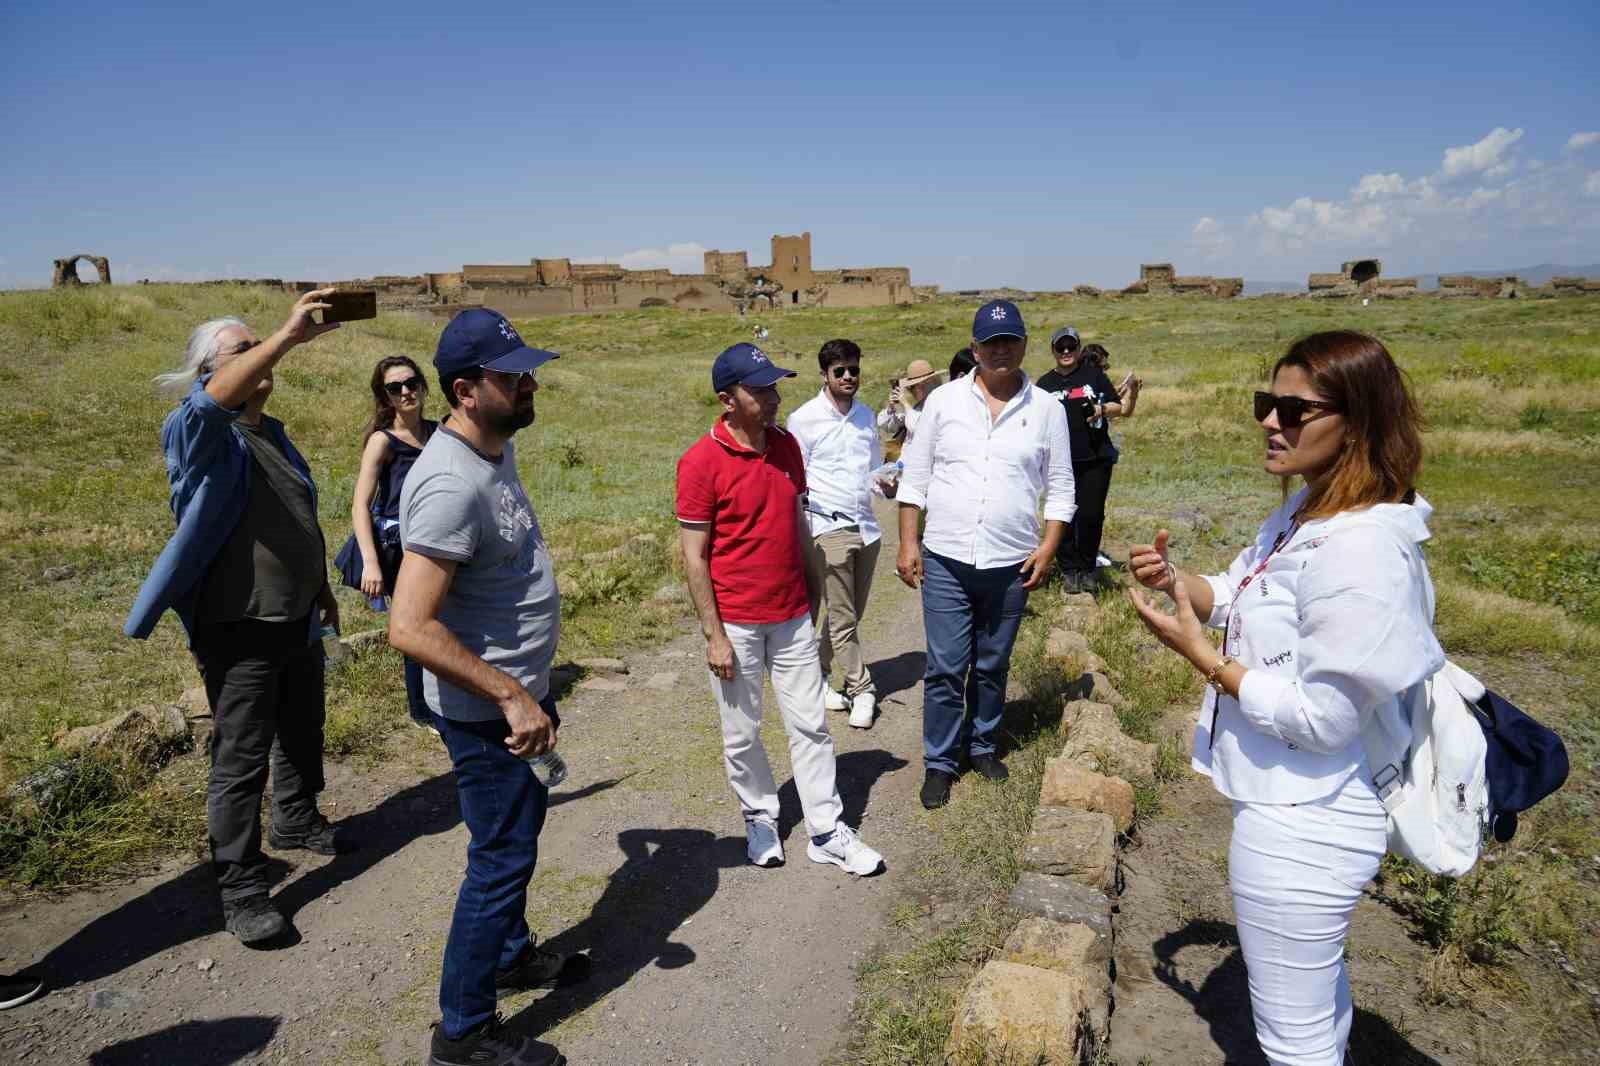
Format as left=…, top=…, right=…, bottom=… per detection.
left=434, top=308, right=560, bottom=377
left=973, top=299, right=1027, bottom=343
left=711, top=343, right=797, bottom=393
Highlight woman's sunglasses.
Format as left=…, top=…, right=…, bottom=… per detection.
left=383, top=375, right=425, bottom=396
left=1253, top=391, right=1338, bottom=429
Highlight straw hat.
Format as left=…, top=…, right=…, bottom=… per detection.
left=901, top=359, right=940, bottom=387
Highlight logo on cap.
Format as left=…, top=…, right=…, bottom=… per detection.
left=750, top=347, right=770, bottom=364
left=499, top=319, right=520, bottom=343
left=990, top=306, right=1008, bottom=320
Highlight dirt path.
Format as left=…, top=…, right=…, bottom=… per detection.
left=0, top=501, right=937, bottom=1066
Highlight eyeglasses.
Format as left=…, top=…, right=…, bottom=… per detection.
left=829, top=365, right=861, bottom=379
left=482, top=368, right=536, bottom=388
left=1052, top=343, right=1079, bottom=355
left=1254, top=391, right=1339, bottom=429
left=383, top=375, right=425, bottom=396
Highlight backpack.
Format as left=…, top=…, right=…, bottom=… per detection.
left=1354, top=520, right=1570, bottom=877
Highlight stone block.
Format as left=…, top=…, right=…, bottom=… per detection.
left=1043, top=628, right=1107, bottom=675
left=1022, top=808, right=1118, bottom=892
left=55, top=704, right=190, bottom=764
left=1039, top=759, right=1135, bottom=832
left=946, top=959, right=1109, bottom=1065
left=1001, top=915, right=1112, bottom=974
left=1060, top=699, right=1156, bottom=779
left=576, top=657, right=629, bottom=675
left=1065, top=670, right=1131, bottom=710
left=343, top=628, right=388, bottom=657
left=1006, top=873, right=1114, bottom=939
left=177, top=685, right=209, bottom=716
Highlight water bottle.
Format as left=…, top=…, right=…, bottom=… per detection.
left=320, top=624, right=346, bottom=665
left=871, top=459, right=903, bottom=483
left=524, top=751, right=568, bottom=788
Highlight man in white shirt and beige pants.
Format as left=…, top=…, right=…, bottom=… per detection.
left=788, top=338, right=896, bottom=729
left=896, top=300, right=1075, bottom=809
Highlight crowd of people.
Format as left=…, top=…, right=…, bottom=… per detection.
left=1, top=289, right=1448, bottom=1066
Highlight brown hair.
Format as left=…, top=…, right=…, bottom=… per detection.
left=363, top=355, right=428, bottom=440
left=1081, top=343, right=1110, bottom=370
left=1273, top=331, right=1423, bottom=520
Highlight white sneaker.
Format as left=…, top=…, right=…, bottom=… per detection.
left=808, top=823, right=884, bottom=876
left=849, top=692, right=876, bottom=729
left=824, top=688, right=849, bottom=712
left=745, top=817, right=784, bottom=867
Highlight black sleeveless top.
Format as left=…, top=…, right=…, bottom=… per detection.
left=374, top=421, right=436, bottom=520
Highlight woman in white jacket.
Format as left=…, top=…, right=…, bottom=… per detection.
left=1128, top=331, right=1443, bottom=1066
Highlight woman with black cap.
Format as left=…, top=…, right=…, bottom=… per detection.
left=1036, top=326, right=1128, bottom=591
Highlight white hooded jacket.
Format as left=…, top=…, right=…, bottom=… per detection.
left=1194, top=488, right=1445, bottom=805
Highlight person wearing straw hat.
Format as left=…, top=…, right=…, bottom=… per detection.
left=877, top=358, right=941, bottom=444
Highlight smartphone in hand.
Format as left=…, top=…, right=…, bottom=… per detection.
left=320, top=290, right=377, bottom=324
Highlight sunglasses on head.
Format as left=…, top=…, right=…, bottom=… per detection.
left=829, top=365, right=861, bottom=379
left=1253, top=391, right=1338, bottom=429
left=383, top=375, right=425, bottom=396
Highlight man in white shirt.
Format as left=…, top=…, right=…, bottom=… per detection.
left=896, top=300, right=1075, bottom=809
left=788, top=339, right=897, bottom=729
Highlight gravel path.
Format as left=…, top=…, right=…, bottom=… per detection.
left=0, top=500, right=936, bottom=1066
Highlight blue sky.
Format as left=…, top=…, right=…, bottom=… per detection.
left=3, top=0, right=1596, bottom=291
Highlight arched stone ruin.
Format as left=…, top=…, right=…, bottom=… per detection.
left=52, top=255, right=112, bottom=287
left=1347, top=259, right=1379, bottom=285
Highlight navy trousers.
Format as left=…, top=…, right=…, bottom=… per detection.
left=920, top=551, right=1029, bottom=775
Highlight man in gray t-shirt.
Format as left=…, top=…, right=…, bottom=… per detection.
left=389, top=309, right=585, bottom=1066
left=400, top=427, right=560, bottom=720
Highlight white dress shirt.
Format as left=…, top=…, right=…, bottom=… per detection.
left=1193, top=489, right=1445, bottom=805
left=877, top=402, right=922, bottom=443
left=787, top=389, right=884, bottom=543
left=898, top=372, right=1075, bottom=568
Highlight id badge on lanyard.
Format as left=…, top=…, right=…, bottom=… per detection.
left=1209, top=522, right=1298, bottom=747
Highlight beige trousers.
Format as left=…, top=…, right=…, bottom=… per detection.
left=806, top=527, right=881, bottom=698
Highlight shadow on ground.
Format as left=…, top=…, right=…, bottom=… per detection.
left=514, top=747, right=907, bottom=1040
left=868, top=651, right=925, bottom=702
left=87, top=1016, right=279, bottom=1065
left=1153, top=919, right=1445, bottom=1066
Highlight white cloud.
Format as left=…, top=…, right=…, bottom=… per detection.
left=574, top=241, right=709, bottom=275
left=1440, top=126, right=1523, bottom=179
left=1564, top=131, right=1600, bottom=153
left=1215, top=126, right=1599, bottom=270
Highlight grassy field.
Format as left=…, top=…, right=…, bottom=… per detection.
left=1, top=284, right=1597, bottom=1056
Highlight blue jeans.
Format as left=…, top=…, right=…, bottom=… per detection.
left=403, top=655, right=430, bottom=727
left=434, top=698, right=559, bottom=1039
left=921, top=551, right=1029, bottom=775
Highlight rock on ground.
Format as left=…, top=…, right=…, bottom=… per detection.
left=946, top=959, right=1109, bottom=1065
left=1021, top=808, right=1118, bottom=892
left=1059, top=699, right=1156, bottom=779
left=1039, top=759, right=1136, bottom=832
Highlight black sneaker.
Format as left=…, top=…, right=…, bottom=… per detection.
left=971, top=754, right=1010, bottom=782
left=0, top=973, right=45, bottom=1010
left=268, top=815, right=344, bottom=856
left=429, top=1013, right=564, bottom=1066
left=495, top=943, right=592, bottom=992
left=223, top=895, right=287, bottom=946
left=1060, top=570, right=1094, bottom=594
left=920, top=769, right=956, bottom=810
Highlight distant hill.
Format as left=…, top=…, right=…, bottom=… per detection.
left=1245, top=264, right=1599, bottom=295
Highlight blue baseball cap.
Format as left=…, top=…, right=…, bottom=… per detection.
left=973, top=299, right=1027, bottom=342
left=711, top=343, right=796, bottom=393
left=434, top=308, right=560, bottom=377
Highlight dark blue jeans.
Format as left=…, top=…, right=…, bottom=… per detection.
left=434, top=698, right=558, bottom=1039
left=921, top=551, right=1029, bottom=775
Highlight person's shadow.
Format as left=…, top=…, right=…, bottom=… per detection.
left=775, top=748, right=910, bottom=841
left=87, top=1016, right=278, bottom=1065
left=1152, top=919, right=1445, bottom=1065
left=867, top=651, right=925, bottom=702
left=505, top=826, right=744, bottom=1037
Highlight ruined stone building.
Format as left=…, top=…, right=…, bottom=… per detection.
left=334, top=232, right=917, bottom=317
left=1307, top=258, right=1418, bottom=297
left=1118, top=263, right=1243, bottom=298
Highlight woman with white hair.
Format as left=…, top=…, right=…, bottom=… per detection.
left=126, top=288, right=355, bottom=947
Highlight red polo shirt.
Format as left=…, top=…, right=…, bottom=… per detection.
left=676, top=418, right=810, bottom=625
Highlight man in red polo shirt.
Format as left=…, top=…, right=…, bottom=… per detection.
left=677, top=343, right=884, bottom=876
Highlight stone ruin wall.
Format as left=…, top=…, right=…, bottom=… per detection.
left=1110, top=263, right=1243, bottom=298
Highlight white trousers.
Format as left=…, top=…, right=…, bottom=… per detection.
left=1229, top=773, right=1387, bottom=1066
left=709, top=614, right=844, bottom=837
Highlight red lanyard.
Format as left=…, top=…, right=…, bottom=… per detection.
left=1224, top=522, right=1298, bottom=654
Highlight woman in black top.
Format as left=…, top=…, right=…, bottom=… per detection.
left=349, top=355, right=436, bottom=726
left=1036, top=328, right=1132, bottom=592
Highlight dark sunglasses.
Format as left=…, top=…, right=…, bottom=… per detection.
left=1253, top=391, right=1338, bottom=429
left=829, top=365, right=861, bottom=379
left=1052, top=342, right=1080, bottom=355
left=383, top=375, right=425, bottom=396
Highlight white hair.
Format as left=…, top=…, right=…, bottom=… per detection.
left=155, top=316, right=249, bottom=397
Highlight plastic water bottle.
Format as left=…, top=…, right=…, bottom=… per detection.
left=321, top=624, right=346, bottom=665
left=871, top=459, right=903, bottom=483
left=525, top=751, right=568, bottom=788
